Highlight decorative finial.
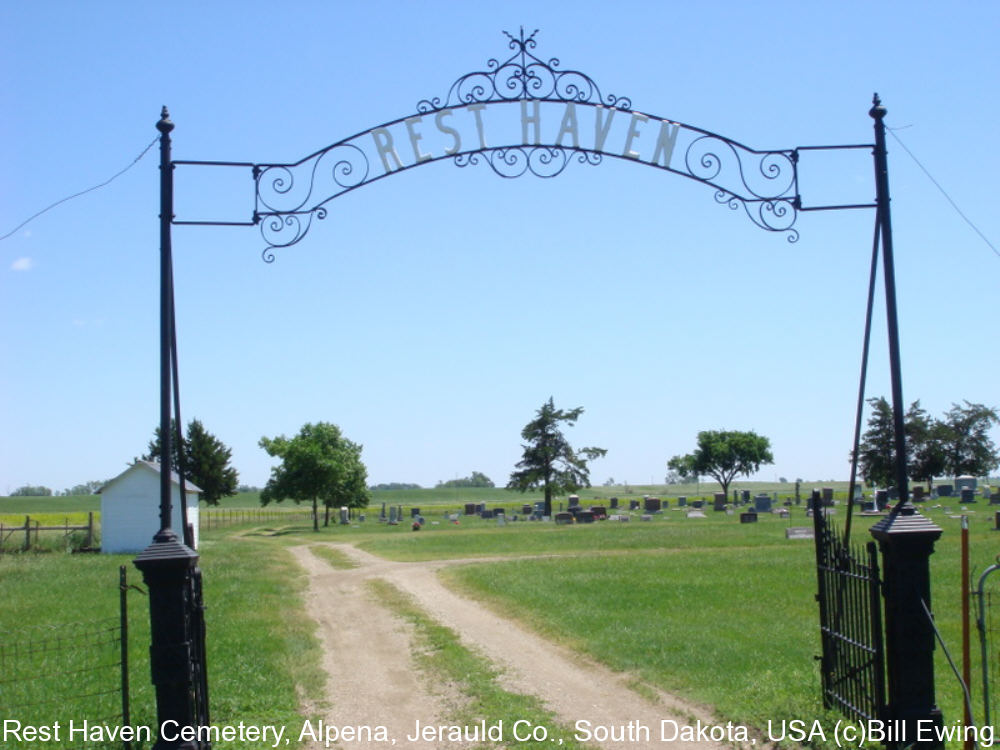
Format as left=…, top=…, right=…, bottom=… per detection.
left=869, top=93, right=886, bottom=120
left=157, top=106, right=174, bottom=134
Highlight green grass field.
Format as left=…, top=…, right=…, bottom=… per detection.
left=1, top=489, right=996, bottom=749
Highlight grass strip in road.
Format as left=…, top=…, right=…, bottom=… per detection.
left=368, top=578, right=597, bottom=750
left=307, top=543, right=359, bottom=569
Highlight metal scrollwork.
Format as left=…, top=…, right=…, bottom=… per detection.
left=416, top=28, right=630, bottom=113
left=456, top=146, right=602, bottom=179
left=253, top=28, right=803, bottom=258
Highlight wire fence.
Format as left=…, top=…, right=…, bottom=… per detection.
left=201, top=506, right=316, bottom=530
left=0, top=567, right=137, bottom=750
left=976, top=560, right=1000, bottom=729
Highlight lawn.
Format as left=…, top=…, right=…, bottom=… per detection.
left=1, top=494, right=995, bottom=750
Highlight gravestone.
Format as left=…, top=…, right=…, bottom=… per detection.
left=990, top=493, right=1000, bottom=505
left=464, top=503, right=477, bottom=515
left=590, top=505, right=607, bottom=519
left=786, top=527, right=814, bottom=540
left=740, top=512, right=757, bottom=524
left=686, top=510, right=706, bottom=518
left=777, top=508, right=790, bottom=519
left=955, top=475, right=977, bottom=492
left=380, top=502, right=387, bottom=521
left=411, top=507, right=420, bottom=518
left=629, top=499, right=640, bottom=511
left=640, top=514, right=653, bottom=522
left=677, top=496, right=687, bottom=507
left=568, top=495, right=581, bottom=508
left=713, top=492, right=727, bottom=511
left=577, top=510, right=595, bottom=524
left=644, top=497, right=662, bottom=512
left=741, top=489, right=751, bottom=504
left=554, top=512, right=573, bottom=525
left=388, top=506, right=398, bottom=524
left=692, top=499, right=704, bottom=509
left=754, top=494, right=772, bottom=514
left=961, top=488, right=976, bottom=504
left=522, top=504, right=533, bottom=515
left=912, top=485, right=925, bottom=502
left=937, top=484, right=953, bottom=497
left=822, top=487, right=834, bottom=506
left=494, top=507, right=505, bottom=516
left=875, top=489, right=888, bottom=510
left=481, top=509, right=494, bottom=519
left=609, top=497, right=619, bottom=509
left=339, top=506, right=349, bottom=525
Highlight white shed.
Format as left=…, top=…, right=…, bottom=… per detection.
left=100, top=460, right=201, bottom=554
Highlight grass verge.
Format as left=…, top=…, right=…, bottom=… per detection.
left=368, top=578, right=597, bottom=750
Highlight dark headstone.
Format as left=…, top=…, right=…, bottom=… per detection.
left=912, top=486, right=925, bottom=502
left=677, top=496, right=687, bottom=507
left=875, top=489, right=889, bottom=510
left=590, top=505, right=607, bottom=519
left=960, top=488, right=976, bottom=504
left=577, top=510, right=595, bottom=524
left=741, top=489, right=751, bottom=503
left=822, top=487, right=834, bottom=506
left=522, top=504, right=533, bottom=515
left=644, top=497, right=662, bottom=512
left=554, top=512, right=574, bottom=525
left=713, top=493, right=727, bottom=512
left=692, top=499, right=704, bottom=509
left=464, top=503, right=477, bottom=516
left=754, top=494, right=772, bottom=513
left=629, top=499, right=640, bottom=511
left=609, top=497, right=619, bottom=509
left=411, top=507, right=420, bottom=518
left=568, top=495, right=581, bottom=508
left=740, top=512, right=758, bottom=524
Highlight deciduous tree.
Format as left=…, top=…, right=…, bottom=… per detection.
left=668, top=429, right=773, bottom=498
left=259, top=422, right=370, bottom=531
left=507, top=398, right=606, bottom=517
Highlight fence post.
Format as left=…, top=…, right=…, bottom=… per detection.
left=120, top=565, right=132, bottom=750
left=24, top=515, right=30, bottom=551
left=87, top=511, right=94, bottom=549
left=870, top=503, right=943, bottom=747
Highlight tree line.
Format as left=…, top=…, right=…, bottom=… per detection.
left=855, top=398, right=999, bottom=489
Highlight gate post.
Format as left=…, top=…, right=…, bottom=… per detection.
left=870, top=505, right=943, bottom=747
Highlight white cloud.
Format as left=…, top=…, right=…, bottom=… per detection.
left=11, top=257, right=33, bottom=271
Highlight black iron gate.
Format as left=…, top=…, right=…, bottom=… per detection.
left=813, top=497, right=888, bottom=724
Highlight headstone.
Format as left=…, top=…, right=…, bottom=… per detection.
left=411, top=507, right=420, bottom=518
left=686, top=510, right=706, bottom=518
left=481, top=509, right=494, bottom=519
left=912, top=486, right=925, bottom=502
left=522, top=504, right=533, bottom=515
left=961, top=488, right=976, bottom=504
left=990, top=493, right=1000, bottom=506
left=713, top=493, right=727, bottom=511
left=464, top=503, right=477, bottom=516
left=494, top=507, right=505, bottom=516
left=388, top=506, right=398, bottom=524
left=568, top=495, right=581, bottom=508
left=875, top=489, right=889, bottom=510
left=477, top=502, right=486, bottom=514
left=380, top=502, right=387, bottom=521
left=577, top=510, right=595, bottom=524
left=692, top=499, right=704, bottom=509
left=785, top=527, right=814, bottom=540
left=822, top=487, right=834, bottom=506
left=677, top=496, right=687, bottom=507
left=955, top=475, right=977, bottom=492
left=496, top=517, right=506, bottom=527
left=644, top=497, right=662, bottom=512
left=609, top=497, right=619, bottom=509
left=937, top=484, right=953, bottom=497
left=777, top=508, right=790, bottom=519
left=741, top=489, right=751, bottom=504
left=359, top=513, right=366, bottom=522
left=740, top=512, right=757, bottom=524
left=754, top=494, right=772, bottom=514
left=339, top=506, right=349, bottom=525
left=640, top=514, right=653, bottom=522
left=554, top=512, right=573, bottom=525
left=590, top=505, right=607, bottom=519
left=629, top=499, right=640, bottom=511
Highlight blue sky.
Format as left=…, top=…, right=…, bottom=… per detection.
left=2, top=1, right=998, bottom=494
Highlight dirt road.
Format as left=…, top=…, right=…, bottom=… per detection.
left=291, top=543, right=743, bottom=750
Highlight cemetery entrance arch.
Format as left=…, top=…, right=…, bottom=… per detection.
left=139, top=28, right=939, bottom=749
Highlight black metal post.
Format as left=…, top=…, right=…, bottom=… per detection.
left=870, top=94, right=909, bottom=504
left=868, top=93, right=944, bottom=749
left=133, top=107, right=204, bottom=750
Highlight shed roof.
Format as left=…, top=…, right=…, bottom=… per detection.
left=100, top=460, right=203, bottom=494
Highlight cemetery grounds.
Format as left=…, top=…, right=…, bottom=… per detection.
left=0, top=486, right=995, bottom=749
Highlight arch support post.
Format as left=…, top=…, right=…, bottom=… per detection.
left=132, top=107, right=208, bottom=750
